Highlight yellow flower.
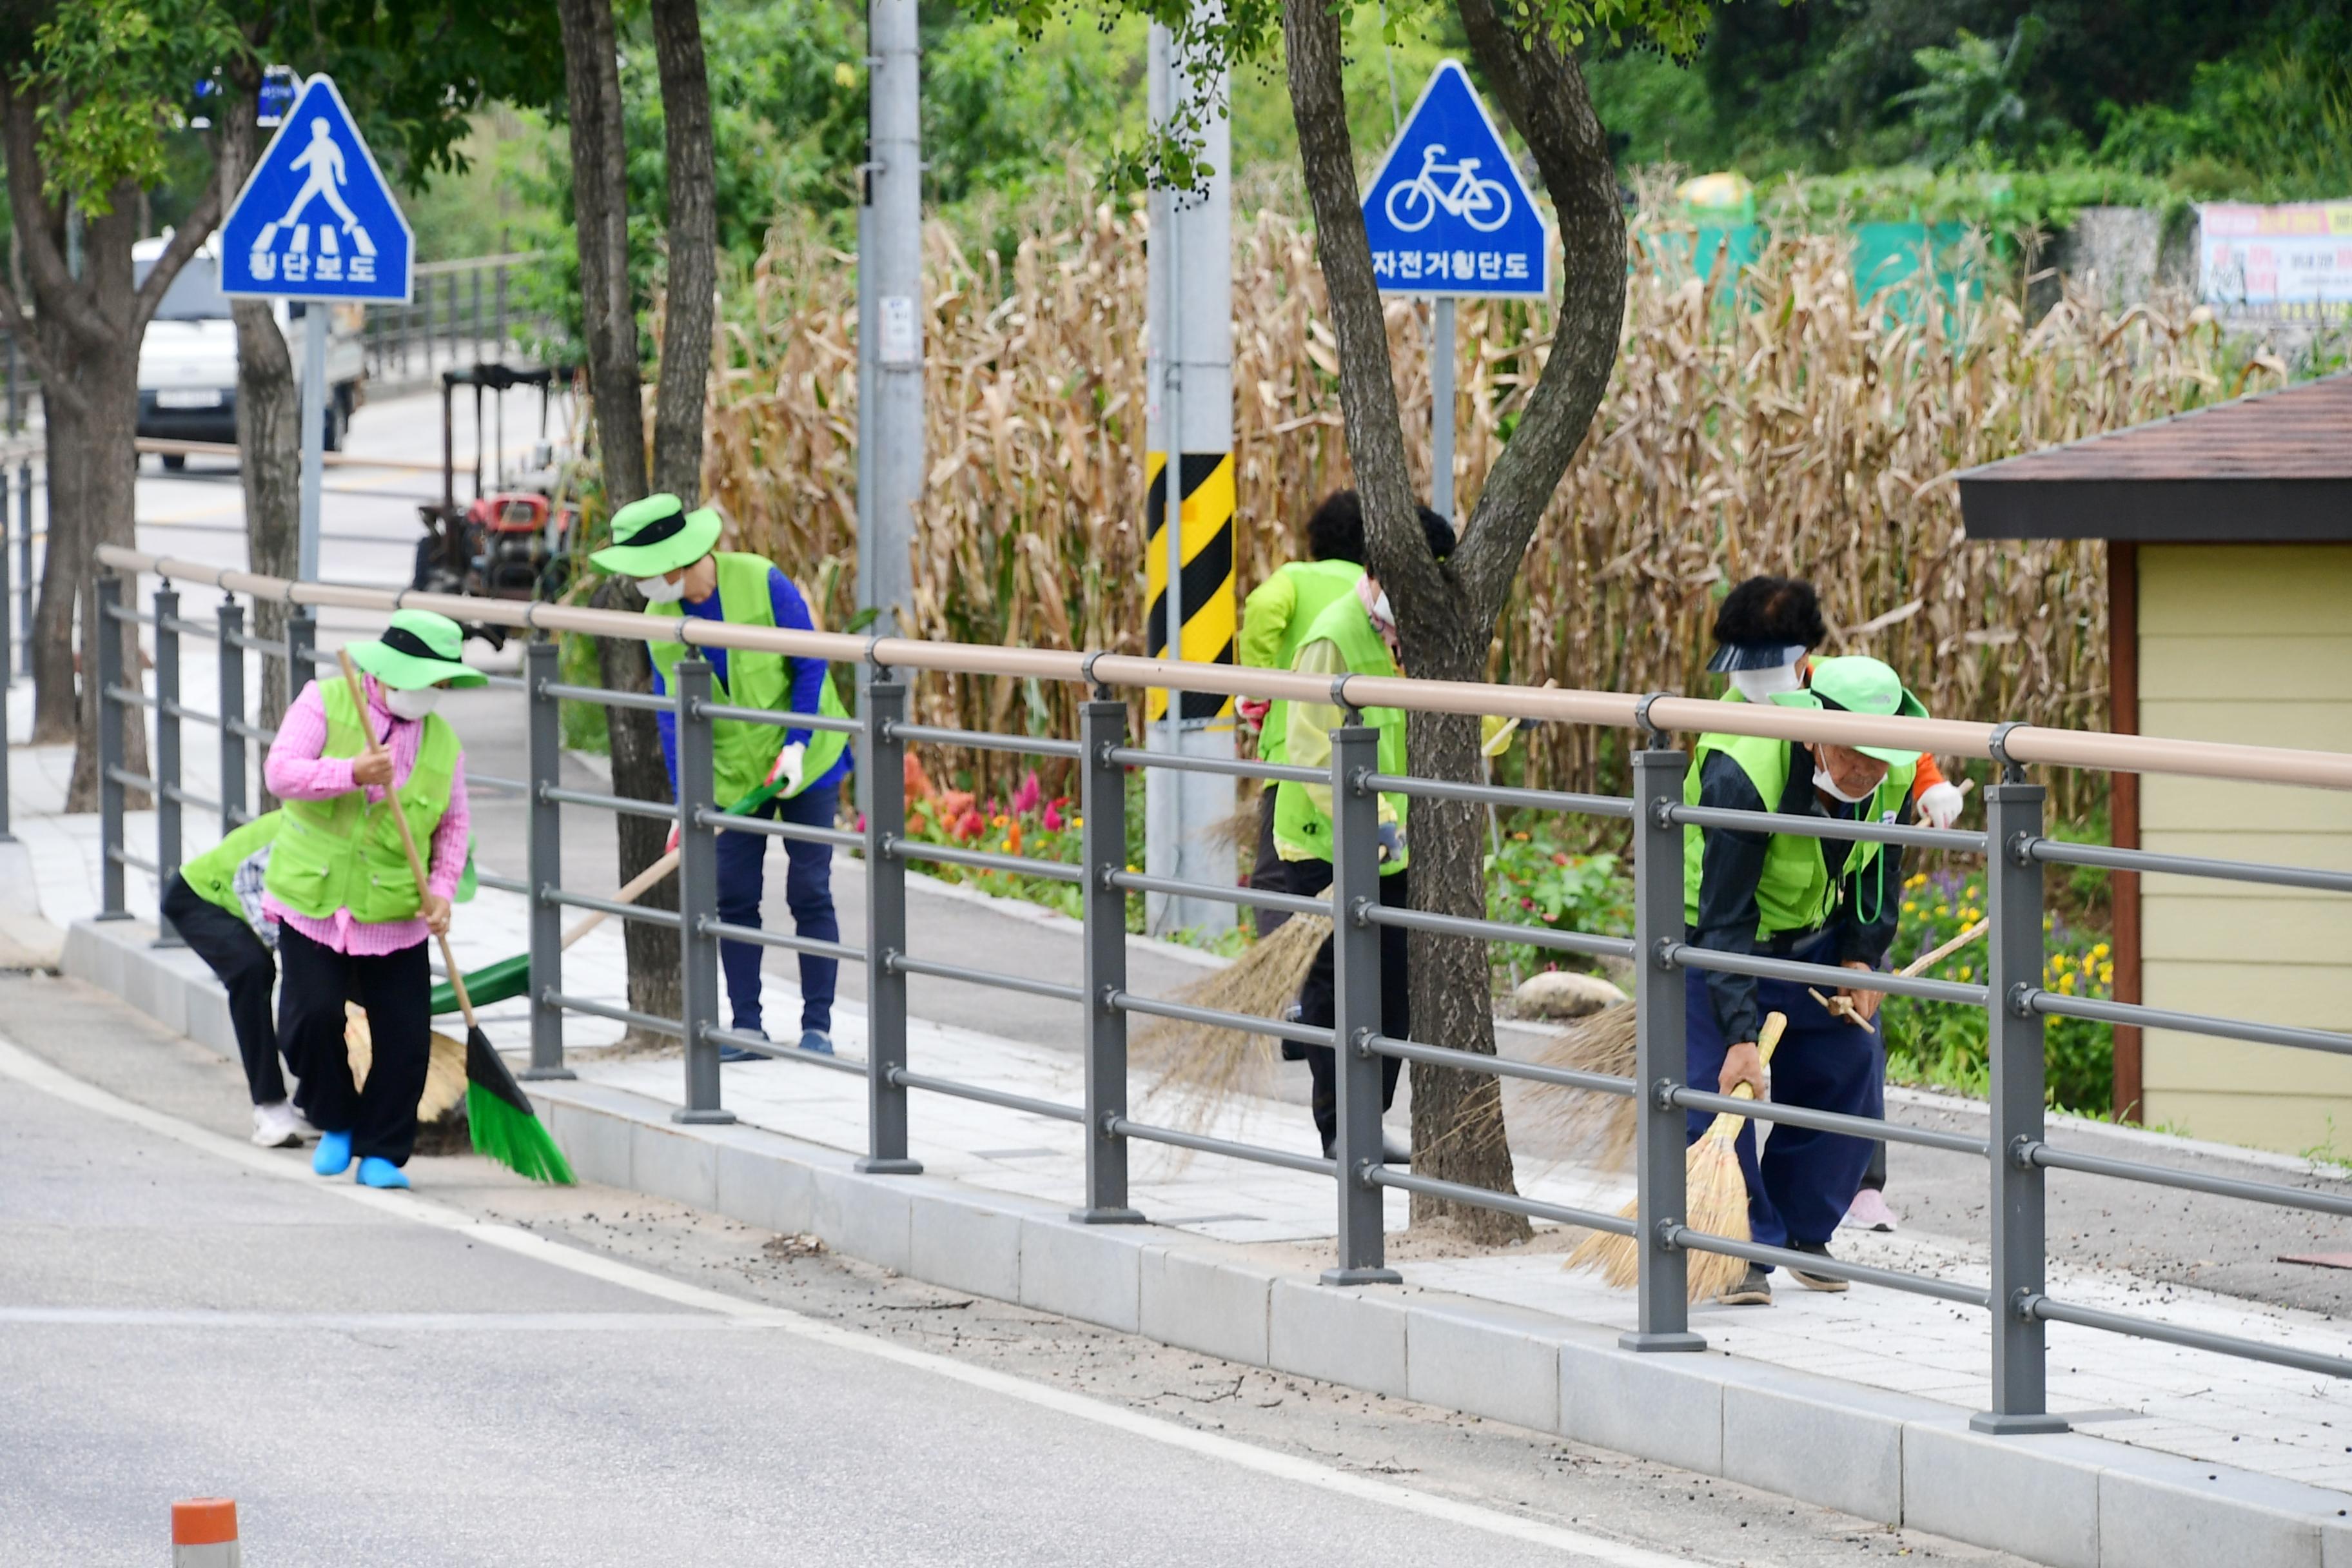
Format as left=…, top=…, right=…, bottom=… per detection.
left=2092, top=942, right=2111, bottom=959
left=1957, top=965, right=1973, bottom=981
left=2057, top=972, right=2077, bottom=993
left=2099, top=963, right=2115, bottom=985
left=1903, top=901, right=1919, bottom=914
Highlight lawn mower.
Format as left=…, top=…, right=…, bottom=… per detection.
left=411, top=363, right=580, bottom=642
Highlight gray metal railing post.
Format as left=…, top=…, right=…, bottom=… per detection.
left=1624, top=747, right=1704, bottom=1350
left=14, top=454, right=28, bottom=677
left=673, top=658, right=733, bottom=1124
left=286, top=609, right=316, bottom=692
left=1974, top=774, right=2067, bottom=1433
left=96, top=576, right=130, bottom=920
left=217, top=600, right=246, bottom=823
left=857, top=675, right=921, bottom=1173
left=152, top=584, right=184, bottom=944
left=1073, top=696, right=1143, bottom=1222
left=0, top=467, right=10, bottom=839
left=522, top=638, right=573, bottom=1081
left=1322, top=720, right=1400, bottom=1286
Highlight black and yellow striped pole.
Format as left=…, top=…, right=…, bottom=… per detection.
left=1144, top=16, right=1235, bottom=937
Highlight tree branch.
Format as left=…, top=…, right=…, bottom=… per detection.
left=130, top=172, right=224, bottom=342
left=0, top=278, right=86, bottom=418
left=0, top=80, right=113, bottom=353
left=1448, top=0, right=1627, bottom=623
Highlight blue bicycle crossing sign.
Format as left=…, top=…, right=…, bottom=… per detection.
left=219, top=75, right=412, bottom=304
left=1360, top=61, right=1547, bottom=299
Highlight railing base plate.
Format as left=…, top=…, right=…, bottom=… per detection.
left=1970, top=1411, right=2071, bottom=1435
left=1620, top=1330, right=1709, bottom=1354
left=1069, top=1206, right=1147, bottom=1226
left=855, top=1156, right=923, bottom=1175
left=518, top=1067, right=578, bottom=1082
left=1319, top=1266, right=1404, bottom=1287
left=672, top=1108, right=738, bottom=1126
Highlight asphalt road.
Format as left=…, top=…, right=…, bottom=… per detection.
left=0, top=971, right=2026, bottom=1567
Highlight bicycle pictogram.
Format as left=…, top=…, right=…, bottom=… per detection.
left=1383, top=144, right=1513, bottom=235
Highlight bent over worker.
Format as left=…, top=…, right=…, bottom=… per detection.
left=1237, top=489, right=1367, bottom=936
left=160, top=812, right=313, bottom=1148
left=1683, top=655, right=1923, bottom=1307
left=590, top=495, right=852, bottom=1058
left=1273, top=506, right=1456, bottom=1161
left=265, top=609, right=482, bottom=1190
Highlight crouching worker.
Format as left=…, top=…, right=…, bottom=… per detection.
left=161, top=811, right=313, bottom=1148
left=1683, top=654, right=1923, bottom=1306
left=1274, top=505, right=1456, bottom=1161
left=264, top=609, right=482, bottom=1190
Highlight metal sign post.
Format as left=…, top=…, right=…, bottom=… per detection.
left=1358, top=60, right=1549, bottom=523
left=218, top=75, right=414, bottom=581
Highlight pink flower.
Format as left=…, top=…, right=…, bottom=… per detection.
left=854, top=812, right=868, bottom=833
left=1042, top=803, right=1064, bottom=832
left=1012, top=770, right=1043, bottom=816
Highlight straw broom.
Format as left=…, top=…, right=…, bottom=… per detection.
left=337, top=649, right=574, bottom=1184
left=1567, top=1012, right=1786, bottom=1299
left=1518, top=917, right=1990, bottom=1171
left=1131, top=914, right=1330, bottom=1128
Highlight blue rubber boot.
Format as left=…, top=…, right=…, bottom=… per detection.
left=355, top=1157, right=411, bottom=1190
left=312, top=1129, right=353, bottom=1177
left=718, top=1030, right=769, bottom=1063
left=797, top=1029, right=835, bottom=1057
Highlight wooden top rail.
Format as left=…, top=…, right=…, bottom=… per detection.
left=97, top=544, right=2352, bottom=791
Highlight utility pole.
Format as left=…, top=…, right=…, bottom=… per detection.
left=859, top=0, right=921, bottom=635
left=1142, top=14, right=1235, bottom=938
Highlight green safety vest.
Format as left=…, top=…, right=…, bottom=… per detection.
left=647, top=553, right=850, bottom=808
left=1273, top=593, right=1409, bottom=872
left=1251, top=560, right=1366, bottom=765
left=263, top=681, right=460, bottom=924
left=181, top=812, right=283, bottom=919
left=1681, top=729, right=1915, bottom=937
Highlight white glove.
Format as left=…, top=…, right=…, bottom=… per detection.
left=766, top=741, right=808, bottom=796
left=1916, top=780, right=1966, bottom=830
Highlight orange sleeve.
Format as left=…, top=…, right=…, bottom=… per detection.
left=1910, top=753, right=1947, bottom=796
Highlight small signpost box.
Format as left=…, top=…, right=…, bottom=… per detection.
left=219, top=75, right=413, bottom=581
left=1360, top=61, right=1549, bottom=520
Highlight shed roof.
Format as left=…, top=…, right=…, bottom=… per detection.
left=1957, top=373, right=2352, bottom=542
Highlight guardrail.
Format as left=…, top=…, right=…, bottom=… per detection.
left=90, top=543, right=2352, bottom=1430
left=363, top=253, right=556, bottom=389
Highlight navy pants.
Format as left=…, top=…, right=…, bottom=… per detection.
left=1683, top=929, right=1883, bottom=1253
left=716, top=783, right=840, bottom=1037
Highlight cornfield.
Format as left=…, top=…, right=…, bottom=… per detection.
left=700, top=181, right=2274, bottom=815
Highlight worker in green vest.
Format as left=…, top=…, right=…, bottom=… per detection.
left=591, top=494, right=853, bottom=1058
left=1237, top=489, right=1367, bottom=937
left=160, top=812, right=313, bottom=1148
left=1682, top=654, right=1923, bottom=1307
left=264, top=608, right=484, bottom=1191
left=1270, top=506, right=1460, bottom=1161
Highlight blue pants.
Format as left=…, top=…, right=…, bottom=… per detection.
left=716, top=783, right=839, bottom=1037
left=1683, top=929, right=1883, bottom=1254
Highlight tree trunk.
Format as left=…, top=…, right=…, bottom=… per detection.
left=221, top=68, right=302, bottom=802
left=558, top=0, right=676, bottom=1037
left=647, top=0, right=716, bottom=500
left=30, top=318, right=81, bottom=744
left=64, top=192, right=150, bottom=814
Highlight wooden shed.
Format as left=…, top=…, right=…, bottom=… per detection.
left=1959, top=372, right=2352, bottom=1151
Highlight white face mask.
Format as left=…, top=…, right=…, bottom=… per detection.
left=635, top=573, right=686, bottom=604
left=1369, top=591, right=1394, bottom=627
left=1813, top=765, right=1874, bottom=804
left=384, top=687, right=442, bottom=721
left=1729, top=665, right=1801, bottom=702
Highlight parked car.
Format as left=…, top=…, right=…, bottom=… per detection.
left=134, top=233, right=366, bottom=467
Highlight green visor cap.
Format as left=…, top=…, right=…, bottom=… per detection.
left=1768, top=654, right=1926, bottom=765
left=587, top=493, right=723, bottom=578
left=346, top=608, right=487, bottom=691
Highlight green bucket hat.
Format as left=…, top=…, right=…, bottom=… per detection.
left=1767, top=654, right=1926, bottom=765
left=587, top=493, right=723, bottom=578
left=347, top=609, right=488, bottom=691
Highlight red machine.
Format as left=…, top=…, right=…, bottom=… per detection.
left=412, top=364, right=579, bottom=626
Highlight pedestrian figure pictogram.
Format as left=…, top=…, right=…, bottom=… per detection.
left=220, top=74, right=411, bottom=304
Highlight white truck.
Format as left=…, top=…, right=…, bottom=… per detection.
left=134, top=233, right=366, bottom=467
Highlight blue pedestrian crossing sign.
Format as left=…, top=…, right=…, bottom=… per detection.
left=1360, top=61, right=1547, bottom=299
left=220, top=75, right=412, bottom=304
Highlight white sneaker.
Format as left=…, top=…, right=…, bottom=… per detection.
left=289, top=1102, right=320, bottom=1138
left=251, top=1101, right=306, bottom=1148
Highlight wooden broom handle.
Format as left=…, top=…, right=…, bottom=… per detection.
left=336, top=649, right=477, bottom=1031
left=559, top=848, right=680, bottom=951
